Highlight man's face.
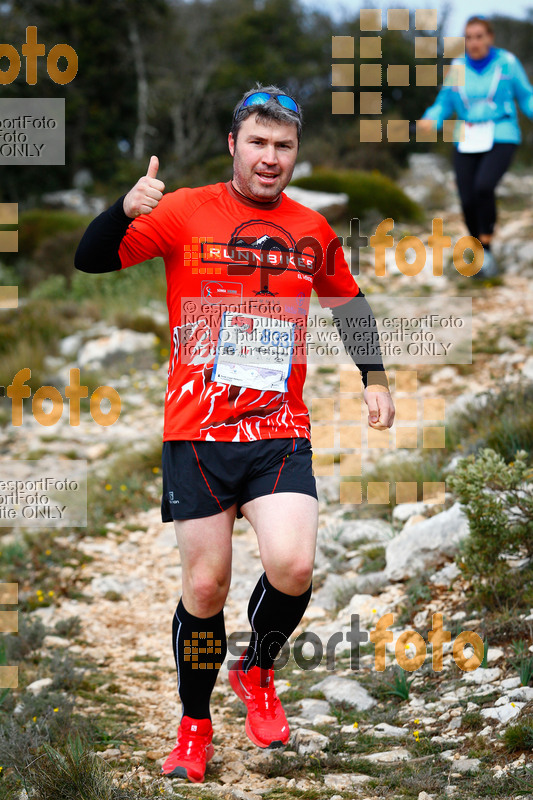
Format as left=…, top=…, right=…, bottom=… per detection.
left=228, top=114, right=299, bottom=202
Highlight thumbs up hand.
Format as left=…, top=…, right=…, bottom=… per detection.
left=123, top=156, right=166, bottom=218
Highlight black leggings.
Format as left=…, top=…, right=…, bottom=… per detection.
left=453, top=143, right=517, bottom=239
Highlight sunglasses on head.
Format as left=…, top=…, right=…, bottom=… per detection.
left=235, top=92, right=300, bottom=117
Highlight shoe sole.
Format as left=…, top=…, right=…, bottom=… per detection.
left=161, top=743, right=214, bottom=782
left=245, top=716, right=287, bottom=748
left=229, top=665, right=290, bottom=749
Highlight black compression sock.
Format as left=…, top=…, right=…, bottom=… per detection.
left=172, top=598, right=227, bottom=720
left=242, top=572, right=312, bottom=671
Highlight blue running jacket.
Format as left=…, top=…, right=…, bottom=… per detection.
left=422, top=47, right=533, bottom=144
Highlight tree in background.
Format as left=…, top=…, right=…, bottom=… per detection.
left=3, top=1, right=530, bottom=202
left=1, top=0, right=166, bottom=200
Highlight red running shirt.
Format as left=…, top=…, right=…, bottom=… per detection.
left=118, top=181, right=360, bottom=442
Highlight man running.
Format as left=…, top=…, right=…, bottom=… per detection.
left=75, top=85, right=395, bottom=783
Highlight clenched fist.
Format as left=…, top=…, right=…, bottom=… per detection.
left=363, top=385, right=395, bottom=430
left=123, top=155, right=165, bottom=218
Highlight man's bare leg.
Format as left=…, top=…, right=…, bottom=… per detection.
left=240, top=491, right=318, bottom=667
left=241, top=492, right=318, bottom=594
left=173, top=503, right=236, bottom=616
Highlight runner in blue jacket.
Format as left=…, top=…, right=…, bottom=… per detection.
left=420, top=16, right=533, bottom=277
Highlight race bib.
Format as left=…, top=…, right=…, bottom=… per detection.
left=458, top=121, right=495, bottom=153
left=212, top=312, right=295, bottom=393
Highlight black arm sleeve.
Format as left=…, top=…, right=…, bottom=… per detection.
left=330, top=290, right=389, bottom=390
left=74, top=194, right=132, bottom=273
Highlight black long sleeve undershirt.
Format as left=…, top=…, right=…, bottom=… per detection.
left=74, top=194, right=130, bottom=273
left=74, top=197, right=388, bottom=390
left=330, top=292, right=389, bottom=391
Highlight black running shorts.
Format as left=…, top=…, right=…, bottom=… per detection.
left=161, top=437, right=317, bottom=521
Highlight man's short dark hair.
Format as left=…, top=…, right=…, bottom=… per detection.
left=231, top=84, right=303, bottom=145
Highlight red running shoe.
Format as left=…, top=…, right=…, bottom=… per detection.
left=161, top=716, right=214, bottom=782
left=228, top=651, right=290, bottom=748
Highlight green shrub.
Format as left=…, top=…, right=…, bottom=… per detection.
left=86, top=438, right=163, bottom=534
left=360, top=545, right=386, bottom=573
left=0, top=716, right=49, bottom=773
left=54, top=617, right=82, bottom=640
left=447, top=382, right=533, bottom=463
left=0, top=299, right=76, bottom=401
left=382, top=665, right=415, bottom=700
left=360, top=450, right=448, bottom=516
left=0, top=299, right=72, bottom=357
left=23, top=733, right=142, bottom=800
left=5, top=615, right=46, bottom=662
left=29, top=228, right=87, bottom=288
left=17, top=209, right=91, bottom=260
left=509, top=640, right=533, bottom=686
left=13, top=689, right=74, bottom=729
left=0, top=339, right=48, bottom=397
left=0, top=209, right=91, bottom=288
left=448, top=448, right=533, bottom=612
left=462, top=710, right=484, bottom=731
left=298, top=121, right=405, bottom=178
left=170, top=153, right=234, bottom=189
left=70, top=258, right=166, bottom=317
left=29, top=274, right=69, bottom=300
left=502, top=715, right=533, bottom=752
left=396, top=571, right=433, bottom=626
left=0, top=639, right=12, bottom=710
left=292, top=168, right=423, bottom=223
left=113, top=309, right=169, bottom=343
left=47, top=652, right=85, bottom=692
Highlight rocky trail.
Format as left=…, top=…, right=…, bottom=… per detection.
left=8, top=154, right=533, bottom=799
